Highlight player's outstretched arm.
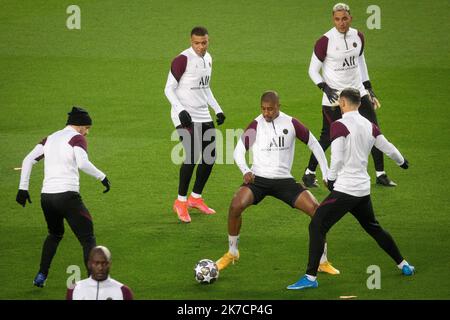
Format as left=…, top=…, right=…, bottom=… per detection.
left=233, top=139, right=251, bottom=177
left=328, top=137, right=345, bottom=182
left=73, top=146, right=106, bottom=181
left=16, top=143, right=45, bottom=207
left=307, top=132, right=329, bottom=181
left=374, top=134, right=406, bottom=167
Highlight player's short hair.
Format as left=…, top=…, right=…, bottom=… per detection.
left=332, top=3, right=350, bottom=14
left=89, top=246, right=112, bottom=262
left=191, top=26, right=208, bottom=36
left=261, top=90, right=280, bottom=105
left=340, top=88, right=360, bottom=106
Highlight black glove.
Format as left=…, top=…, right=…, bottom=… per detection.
left=363, top=80, right=377, bottom=101
left=400, top=158, right=409, bottom=169
left=101, top=177, right=110, bottom=193
left=16, top=189, right=32, bottom=207
left=318, top=82, right=339, bottom=104
left=327, top=180, right=335, bottom=192
left=216, top=112, right=226, bottom=125
left=178, top=110, right=192, bottom=128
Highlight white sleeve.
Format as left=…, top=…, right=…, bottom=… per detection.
left=233, top=139, right=251, bottom=175
left=374, top=135, right=405, bottom=165
left=358, top=53, right=370, bottom=83
left=327, top=137, right=345, bottom=181
left=308, top=53, right=324, bottom=85
left=19, top=144, right=44, bottom=190
left=205, top=87, right=223, bottom=114
left=307, top=132, right=328, bottom=179
left=164, top=72, right=185, bottom=115
left=74, top=147, right=106, bottom=180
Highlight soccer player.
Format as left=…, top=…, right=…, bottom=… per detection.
left=287, top=88, right=414, bottom=290
left=302, top=3, right=396, bottom=188
left=16, top=107, right=110, bottom=288
left=164, top=26, right=226, bottom=223
left=67, top=246, right=133, bottom=300
left=216, top=91, right=340, bottom=275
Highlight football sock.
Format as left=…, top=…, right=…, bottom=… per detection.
left=306, top=274, right=317, bottom=281
left=320, top=242, right=328, bottom=264
left=228, top=235, right=239, bottom=256
left=376, top=171, right=386, bottom=178
left=190, top=192, right=201, bottom=199
left=397, top=260, right=409, bottom=269
left=305, top=168, right=316, bottom=175
left=177, top=195, right=187, bottom=202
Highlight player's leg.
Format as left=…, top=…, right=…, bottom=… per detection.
left=359, top=96, right=396, bottom=186
left=288, top=191, right=353, bottom=290
left=292, top=187, right=339, bottom=274
left=189, top=122, right=216, bottom=214
left=174, top=125, right=199, bottom=222
left=350, top=195, right=414, bottom=275
left=216, top=185, right=258, bottom=271
left=303, top=106, right=341, bottom=187
left=63, top=192, right=96, bottom=275
left=34, top=193, right=66, bottom=287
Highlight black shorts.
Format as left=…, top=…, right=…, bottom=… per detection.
left=243, top=176, right=306, bottom=208
left=40, top=192, right=94, bottom=239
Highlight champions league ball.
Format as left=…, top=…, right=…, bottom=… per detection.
left=194, top=259, right=219, bottom=284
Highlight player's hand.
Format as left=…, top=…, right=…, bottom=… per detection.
left=318, top=82, right=339, bottom=104
left=178, top=110, right=192, bottom=128
left=326, top=179, right=335, bottom=191
left=400, top=158, right=409, bottom=169
left=216, top=112, right=226, bottom=126
left=363, top=81, right=381, bottom=109
left=243, top=172, right=255, bottom=184
left=16, top=189, right=32, bottom=207
left=101, top=177, right=111, bottom=193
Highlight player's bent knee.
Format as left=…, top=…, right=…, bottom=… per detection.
left=229, top=200, right=245, bottom=217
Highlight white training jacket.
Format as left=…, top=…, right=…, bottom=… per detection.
left=234, top=111, right=328, bottom=179
left=328, top=111, right=405, bottom=197
left=19, top=126, right=105, bottom=194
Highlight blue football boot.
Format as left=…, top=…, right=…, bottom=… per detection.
left=287, top=275, right=318, bottom=290
left=402, top=264, right=415, bottom=276
left=33, top=272, right=47, bottom=288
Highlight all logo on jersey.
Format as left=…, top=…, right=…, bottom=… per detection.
left=199, top=75, right=210, bottom=86
left=268, top=136, right=285, bottom=148
left=343, top=56, right=356, bottom=67
left=283, top=129, right=288, bottom=134
left=353, top=42, right=357, bottom=48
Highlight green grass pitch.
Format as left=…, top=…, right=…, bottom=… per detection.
left=1, top=0, right=449, bottom=300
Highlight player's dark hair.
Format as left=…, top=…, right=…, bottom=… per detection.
left=261, top=90, right=280, bottom=105
left=340, top=88, right=361, bottom=106
left=191, top=26, right=208, bottom=36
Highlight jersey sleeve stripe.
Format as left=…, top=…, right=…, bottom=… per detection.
left=314, top=35, right=329, bottom=62
left=242, top=120, right=258, bottom=150
left=170, top=54, right=188, bottom=82
left=68, top=134, right=88, bottom=152
left=330, top=121, right=350, bottom=141
left=291, top=118, right=310, bottom=144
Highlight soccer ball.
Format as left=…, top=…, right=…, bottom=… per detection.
left=194, top=259, right=219, bottom=284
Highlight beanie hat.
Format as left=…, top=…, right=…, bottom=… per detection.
left=66, top=106, right=92, bottom=126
